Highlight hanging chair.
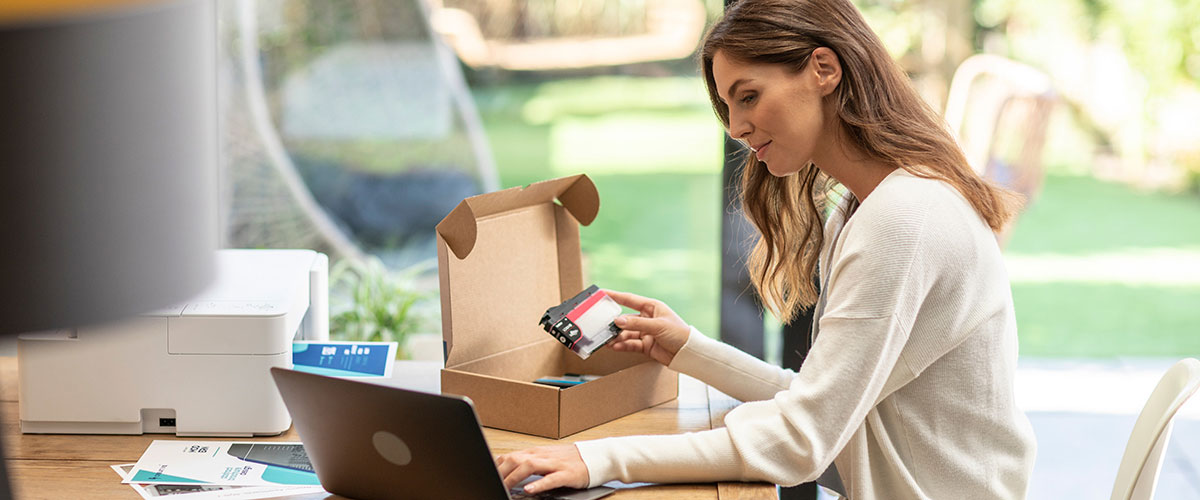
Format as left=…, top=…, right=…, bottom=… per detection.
left=218, top=0, right=499, bottom=268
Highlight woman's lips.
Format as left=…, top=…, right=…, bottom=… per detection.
left=755, top=141, right=771, bottom=161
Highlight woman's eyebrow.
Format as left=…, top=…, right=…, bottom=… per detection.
left=725, top=78, right=752, bottom=101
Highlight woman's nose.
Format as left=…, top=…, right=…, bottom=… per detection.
left=728, top=115, right=752, bottom=141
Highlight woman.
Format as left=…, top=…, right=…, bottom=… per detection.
left=496, top=0, right=1037, bottom=497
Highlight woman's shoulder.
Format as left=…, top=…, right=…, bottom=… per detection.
left=860, top=169, right=979, bottom=222
left=847, top=170, right=935, bottom=230
left=848, top=168, right=991, bottom=245
left=874, top=168, right=964, bottom=206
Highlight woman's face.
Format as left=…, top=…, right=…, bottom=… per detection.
left=712, top=50, right=832, bottom=177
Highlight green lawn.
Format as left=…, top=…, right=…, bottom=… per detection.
left=1007, top=173, right=1200, bottom=255
left=472, top=75, right=1200, bottom=358
left=1006, top=174, right=1200, bottom=356
left=1011, top=283, right=1200, bottom=356
left=474, top=77, right=724, bottom=336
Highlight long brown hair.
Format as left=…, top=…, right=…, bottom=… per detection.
left=701, top=0, right=1021, bottom=323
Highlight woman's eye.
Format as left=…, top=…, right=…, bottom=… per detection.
left=740, top=93, right=756, bottom=105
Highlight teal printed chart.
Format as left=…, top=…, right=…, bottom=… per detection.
left=126, top=441, right=322, bottom=487
left=292, top=341, right=397, bottom=378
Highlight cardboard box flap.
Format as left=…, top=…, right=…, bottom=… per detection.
left=436, top=175, right=599, bottom=260
left=437, top=175, right=598, bottom=368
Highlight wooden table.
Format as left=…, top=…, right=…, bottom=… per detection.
left=0, top=357, right=775, bottom=499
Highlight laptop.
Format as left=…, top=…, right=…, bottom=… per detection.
left=269, top=367, right=616, bottom=500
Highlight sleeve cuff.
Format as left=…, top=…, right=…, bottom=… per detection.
left=575, top=439, right=617, bottom=488
left=668, top=326, right=795, bottom=401
left=574, top=430, right=745, bottom=487
left=667, top=326, right=721, bottom=375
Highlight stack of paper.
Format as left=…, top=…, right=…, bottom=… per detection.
left=113, top=440, right=326, bottom=499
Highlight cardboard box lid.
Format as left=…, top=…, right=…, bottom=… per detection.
left=436, top=175, right=600, bottom=368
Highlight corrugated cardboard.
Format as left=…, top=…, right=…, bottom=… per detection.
left=436, top=174, right=678, bottom=439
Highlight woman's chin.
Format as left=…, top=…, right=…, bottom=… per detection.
left=765, top=162, right=798, bottom=177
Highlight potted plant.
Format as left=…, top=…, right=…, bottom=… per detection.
left=328, top=256, right=441, bottom=361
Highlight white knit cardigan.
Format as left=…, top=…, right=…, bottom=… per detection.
left=575, top=169, right=1036, bottom=499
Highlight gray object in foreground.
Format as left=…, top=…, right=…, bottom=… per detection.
left=0, top=2, right=220, bottom=499
left=0, top=0, right=218, bottom=334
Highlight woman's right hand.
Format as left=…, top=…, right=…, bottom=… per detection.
left=604, top=290, right=691, bottom=366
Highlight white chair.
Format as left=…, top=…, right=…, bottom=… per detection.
left=943, top=54, right=1057, bottom=246
left=1110, top=358, right=1200, bottom=500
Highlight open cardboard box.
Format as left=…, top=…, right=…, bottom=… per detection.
left=435, top=174, right=678, bottom=439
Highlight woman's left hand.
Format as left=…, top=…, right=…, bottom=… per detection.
left=494, top=444, right=590, bottom=494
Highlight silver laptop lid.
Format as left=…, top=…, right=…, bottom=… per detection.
left=270, top=367, right=509, bottom=500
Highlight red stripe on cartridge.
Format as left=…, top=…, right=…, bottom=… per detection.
left=567, top=290, right=607, bottom=322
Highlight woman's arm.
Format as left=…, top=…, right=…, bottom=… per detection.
left=669, top=327, right=796, bottom=401
left=606, top=290, right=796, bottom=402
left=576, top=313, right=914, bottom=488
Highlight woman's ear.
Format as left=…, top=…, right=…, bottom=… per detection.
left=810, top=47, right=842, bottom=96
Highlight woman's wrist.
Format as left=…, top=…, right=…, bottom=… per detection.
left=666, top=326, right=704, bottom=371
left=574, top=440, right=614, bottom=488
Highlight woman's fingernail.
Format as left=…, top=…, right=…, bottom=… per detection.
left=615, top=316, right=626, bottom=326
left=524, top=485, right=535, bottom=493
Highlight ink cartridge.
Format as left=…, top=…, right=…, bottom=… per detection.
left=539, top=285, right=622, bottom=359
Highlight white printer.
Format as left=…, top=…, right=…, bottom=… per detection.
left=17, top=249, right=329, bottom=437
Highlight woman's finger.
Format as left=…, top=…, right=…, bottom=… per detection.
left=639, top=334, right=657, bottom=355
left=502, top=461, right=535, bottom=490
left=609, top=338, right=645, bottom=352
left=614, top=329, right=644, bottom=341
left=495, top=454, right=516, bottom=479
left=603, top=290, right=656, bottom=313
left=615, top=315, right=663, bottom=334
left=525, top=471, right=577, bottom=494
